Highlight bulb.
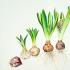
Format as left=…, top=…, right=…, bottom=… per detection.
left=10, top=56, right=22, bottom=67
left=56, top=40, right=65, bottom=50
left=21, top=49, right=30, bottom=59
left=29, top=46, right=40, bottom=56
left=43, top=41, right=54, bottom=52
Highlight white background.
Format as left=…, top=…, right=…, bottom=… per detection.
left=0, top=0, right=70, bottom=70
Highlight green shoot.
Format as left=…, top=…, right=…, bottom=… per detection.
left=27, top=28, right=38, bottom=46
left=55, top=6, right=70, bottom=39
left=37, top=10, right=57, bottom=40
left=16, top=35, right=28, bottom=49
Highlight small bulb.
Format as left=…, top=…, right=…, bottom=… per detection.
left=29, top=46, right=40, bottom=56
left=10, top=56, right=22, bottom=67
left=56, top=40, right=65, bottom=50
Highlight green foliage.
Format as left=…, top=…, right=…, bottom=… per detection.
left=27, top=28, right=38, bottom=43
left=37, top=10, right=57, bottom=39
left=16, top=35, right=28, bottom=48
left=56, top=6, right=70, bottom=38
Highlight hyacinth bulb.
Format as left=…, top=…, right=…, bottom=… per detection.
left=29, top=46, right=40, bottom=56
left=10, top=56, right=22, bottom=67
left=43, top=41, right=54, bottom=52
left=21, top=49, right=30, bottom=59
left=27, top=28, right=40, bottom=56
left=16, top=35, right=30, bottom=59
left=56, top=40, right=65, bottom=50
left=56, top=6, right=70, bottom=50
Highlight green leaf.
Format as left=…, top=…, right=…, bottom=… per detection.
left=61, top=6, right=70, bottom=36
left=16, top=35, right=27, bottom=48
left=66, top=6, right=70, bottom=19
left=54, top=9, right=59, bottom=21
left=54, top=9, right=59, bottom=29
left=20, top=35, right=23, bottom=42
left=37, top=13, right=43, bottom=27
left=33, top=28, right=38, bottom=39
left=27, top=28, right=38, bottom=43
left=23, top=35, right=28, bottom=46
left=48, top=12, right=53, bottom=34
left=41, top=10, right=49, bottom=37
left=60, top=12, right=65, bottom=20
left=16, top=36, right=21, bottom=42
left=26, top=28, right=34, bottom=41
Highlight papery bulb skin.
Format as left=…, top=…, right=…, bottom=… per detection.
left=43, top=41, right=54, bottom=52
left=10, top=56, right=22, bottom=67
left=29, top=46, right=40, bottom=56
left=56, top=40, right=65, bottom=50
left=21, top=49, right=30, bottom=59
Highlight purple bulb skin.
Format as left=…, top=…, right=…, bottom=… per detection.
left=10, top=56, right=22, bottom=67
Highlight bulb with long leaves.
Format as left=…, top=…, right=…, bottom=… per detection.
left=16, top=35, right=30, bottom=59
left=55, top=6, right=70, bottom=50
left=27, top=28, right=40, bottom=56
left=37, top=10, right=57, bottom=52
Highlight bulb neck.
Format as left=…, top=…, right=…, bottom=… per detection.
left=32, top=42, right=36, bottom=47
left=22, top=47, right=27, bottom=51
